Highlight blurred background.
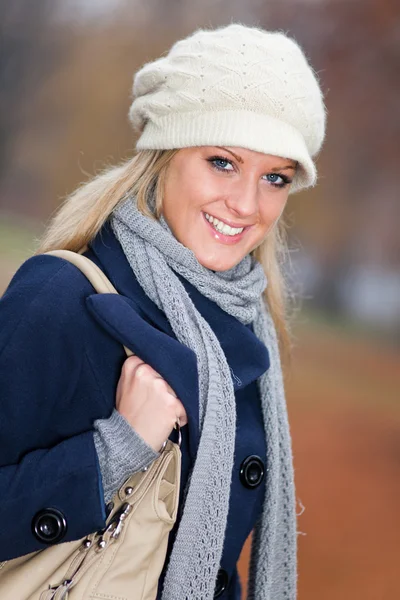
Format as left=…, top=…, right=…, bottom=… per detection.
left=0, top=0, right=399, bottom=597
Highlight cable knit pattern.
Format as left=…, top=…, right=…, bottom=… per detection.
left=129, top=23, right=326, bottom=193
left=111, top=196, right=297, bottom=600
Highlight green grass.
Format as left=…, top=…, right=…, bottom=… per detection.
left=0, top=214, right=42, bottom=294
left=0, top=216, right=40, bottom=259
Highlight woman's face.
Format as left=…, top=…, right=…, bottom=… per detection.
left=162, top=146, right=297, bottom=271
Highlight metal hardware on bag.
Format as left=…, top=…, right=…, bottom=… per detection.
left=81, top=539, right=92, bottom=550
left=111, top=503, right=132, bottom=539
left=57, top=579, right=72, bottom=600
left=175, top=418, right=182, bottom=448
left=46, top=578, right=72, bottom=600
left=124, top=486, right=133, bottom=496
left=159, top=417, right=181, bottom=455
left=97, top=502, right=132, bottom=549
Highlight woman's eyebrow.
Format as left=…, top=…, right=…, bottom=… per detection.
left=269, top=165, right=297, bottom=172
left=215, top=146, right=296, bottom=171
left=215, top=146, right=244, bottom=163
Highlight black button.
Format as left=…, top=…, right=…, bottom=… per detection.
left=214, top=568, right=229, bottom=598
left=32, top=508, right=67, bottom=544
left=239, top=455, right=265, bottom=489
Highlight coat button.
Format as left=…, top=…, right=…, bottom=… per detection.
left=239, top=455, right=265, bottom=489
left=32, top=508, right=67, bottom=544
left=214, top=568, right=229, bottom=598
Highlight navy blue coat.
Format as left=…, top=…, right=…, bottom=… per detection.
left=0, top=221, right=269, bottom=599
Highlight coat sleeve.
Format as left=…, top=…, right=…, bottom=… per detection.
left=0, top=255, right=107, bottom=562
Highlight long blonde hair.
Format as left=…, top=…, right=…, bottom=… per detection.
left=37, top=150, right=293, bottom=361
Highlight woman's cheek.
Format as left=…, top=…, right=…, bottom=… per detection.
left=251, top=206, right=285, bottom=249
left=262, top=196, right=288, bottom=227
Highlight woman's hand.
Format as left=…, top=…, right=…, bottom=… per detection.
left=116, top=355, right=188, bottom=453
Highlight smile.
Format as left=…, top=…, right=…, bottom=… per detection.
left=204, top=213, right=245, bottom=237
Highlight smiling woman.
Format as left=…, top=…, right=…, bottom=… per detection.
left=0, top=22, right=326, bottom=600
left=162, top=146, right=297, bottom=271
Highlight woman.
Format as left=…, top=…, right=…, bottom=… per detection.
left=0, top=23, right=326, bottom=600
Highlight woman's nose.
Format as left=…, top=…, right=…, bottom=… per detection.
left=225, top=180, right=259, bottom=218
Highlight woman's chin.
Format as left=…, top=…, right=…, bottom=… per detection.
left=194, top=250, right=242, bottom=272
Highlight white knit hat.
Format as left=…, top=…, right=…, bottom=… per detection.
left=129, top=23, right=326, bottom=193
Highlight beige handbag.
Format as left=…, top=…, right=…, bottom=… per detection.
left=0, top=250, right=181, bottom=600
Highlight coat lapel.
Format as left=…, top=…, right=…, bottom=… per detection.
left=86, top=292, right=200, bottom=458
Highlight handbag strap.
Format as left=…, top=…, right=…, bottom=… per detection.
left=45, top=249, right=133, bottom=358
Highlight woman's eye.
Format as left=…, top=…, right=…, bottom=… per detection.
left=264, top=173, right=291, bottom=187
left=265, top=173, right=282, bottom=184
left=208, top=157, right=234, bottom=171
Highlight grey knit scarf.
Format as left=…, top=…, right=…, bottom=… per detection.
left=110, top=196, right=297, bottom=600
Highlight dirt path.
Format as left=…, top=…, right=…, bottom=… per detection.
left=239, top=326, right=400, bottom=599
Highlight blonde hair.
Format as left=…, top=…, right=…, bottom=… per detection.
left=36, top=150, right=293, bottom=361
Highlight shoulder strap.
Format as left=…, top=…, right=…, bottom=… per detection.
left=45, top=250, right=133, bottom=357
left=45, top=250, right=118, bottom=295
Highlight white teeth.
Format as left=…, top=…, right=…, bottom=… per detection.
left=221, top=224, right=231, bottom=235
left=204, top=213, right=244, bottom=236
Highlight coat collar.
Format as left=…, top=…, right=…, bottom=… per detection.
left=85, top=221, right=269, bottom=457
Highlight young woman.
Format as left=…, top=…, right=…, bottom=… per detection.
left=0, top=23, right=326, bottom=600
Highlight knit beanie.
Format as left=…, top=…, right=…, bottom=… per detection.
left=129, top=23, right=326, bottom=193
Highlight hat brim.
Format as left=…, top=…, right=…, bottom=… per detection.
left=133, top=109, right=316, bottom=193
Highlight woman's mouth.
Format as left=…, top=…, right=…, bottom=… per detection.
left=202, top=212, right=250, bottom=244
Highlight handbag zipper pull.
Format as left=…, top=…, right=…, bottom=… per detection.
left=53, top=579, right=72, bottom=599
left=41, top=578, right=72, bottom=600
left=96, top=502, right=132, bottom=549
left=111, top=502, right=132, bottom=539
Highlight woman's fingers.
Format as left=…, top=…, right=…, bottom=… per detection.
left=115, top=356, right=188, bottom=451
